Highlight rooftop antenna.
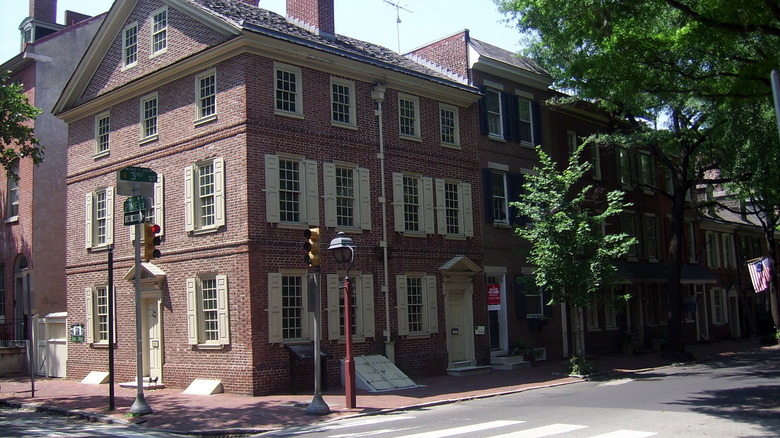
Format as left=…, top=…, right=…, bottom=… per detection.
left=382, top=0, right=412, bottom=53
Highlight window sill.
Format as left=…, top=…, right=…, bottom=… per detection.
left=139, top=135, right=158, bottom=146
left=274, top=110, right=305, bottom=120
left=520, top=141, right=534, bottom=148
left=93, top=150, right=110, bottom=160
left=121, top=62, right=137, bottom=71
left=194, top=114, right=218, bottom=126
left=194, top=343, right=227, bottom=350
left=399, top=134, right=422, bottom=142
left=440, top=142, right=461, bottom=150
left=403, top=333, right=432, bottom=340
left=89, top=244, right=113, bottom=253
left=487, top=134, right=505, bottom=142
left=150, top=48, right=168, bottom=59
left=331, top=121, right=358, bottom=130
left=190, top=226, right=221, bottom=236
left=492, top=222, right=511, bottom=229
left=5, top=216, right=19, bottom=224
left=444, top=234, right=467, bottom=241
left=400, top=231, right=428, bottom=238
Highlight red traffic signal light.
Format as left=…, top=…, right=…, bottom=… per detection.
left=143, top=223, right=162, bottom=260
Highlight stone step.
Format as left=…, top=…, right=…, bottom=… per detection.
left=446, top=365, right=491, bottom=377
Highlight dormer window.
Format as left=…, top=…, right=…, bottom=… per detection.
left=123, top=22, right=138, bottom=68
left=151, top=8, right=168, bottom=56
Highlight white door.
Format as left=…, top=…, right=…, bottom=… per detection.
left=143, top=298, right=162, bottom=383
left=445, top=285, right=474, bottom=367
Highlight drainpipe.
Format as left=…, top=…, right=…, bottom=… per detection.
left=371, top=84, right=393, bottom=360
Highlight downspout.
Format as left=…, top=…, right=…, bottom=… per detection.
left=372, top=84, right=393, bottom=360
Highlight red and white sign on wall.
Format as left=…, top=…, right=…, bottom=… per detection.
left=487, top=284, right=501, bottom=310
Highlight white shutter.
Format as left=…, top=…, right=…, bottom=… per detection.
left=85, top=287, right=94, bottom=343
left=105, top=187, right=114, bottom=245
left=265, top=155, right=280, bottom=223
left=186, top=278, right=198, bottom=345
left=85, top=192, right=93, bottom=249
left=213, top=157, right=225, bottom=228
left=426, top=275, right=438, bottom=334
left=358, top=167, right=371, bottom=230
left=435, top=178, right=446, bottom=235
left=304, top=159, right=319, bottom=225
left=216, top=274, right=230, bottom=345
left=392, top=173, right=404, bottom=232
left=463, top=182, right=473, bottom=237
left=323, top=162, right=337, bottom=228
left=396, top=275, right=408, bottom=336
left=184, top=166, right=195, bottom=232
left=422, top=177, right=434, bottom=235
left=326, top=273, right=341, bottom=340
left=155, top=175, right=165, bottom=235
left=267, top=273, right=282, bottom=343
left=360, top=274, right=375, bottom=338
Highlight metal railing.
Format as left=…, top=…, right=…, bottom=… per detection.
left=0, top=319, right=28, bottom=348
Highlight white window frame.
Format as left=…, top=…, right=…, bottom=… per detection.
left=484, top=87, right=503, bottom=139
left=122, top=22, right=138, bottom=69
left=85, top=284, right=115, bottom=345
left=6, top=160, right=19, bottom=222
left=435, top=178, right=473, bottom=238
left=274, top=62, right=303, bottom=118
left=150, top=7, right=168, bottom=56
left=398, top=94, right=421, bottom=140
left=710, top=288, right=727, bottom=325
left=85, top=187, right=114, bottom=250
left=639, top=151, right=655, bottom=192
left=268, top=271, right=311, bottom=343
left=439, top=103, right=460, bottom=148
left=525, top=287, right=545, bottom=319
left=721, top=234, right=736, bottom=269
left=517, top=96, right=533, bottom=144
left=644, top=214, right=659, bottom=262
left=705, top=231, right=721, bottom=268
left=617, top=147, right=632, bottom=187
left=604, top=288, right=617, bottom=329
left=567, top=130, right=577, bottom=156
left=195, top=69, right=217, bottom=125
left=264, top=154, right=319, bottom=226
left=323, top=162, right=371, bottom=230
left=184, top=157, right=225, bottom=234
left=95, top=112, right=110, bottom=157
left=140, top=92, right=158, bottom=143
left=392, top=173, right=434, bottom=235
left=186, top=274, right=230, bottom=347
left=396, top=274, right=438, bottom=336
left=326, top=272, right=375, bottom=341
left=330, top=77, right=356, bottom=128
left=490, top=170, right=509, bottom=226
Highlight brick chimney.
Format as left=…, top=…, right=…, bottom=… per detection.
left=286, top=0, right=335, bottom=40
left=30, top=0, right=57, bottom=23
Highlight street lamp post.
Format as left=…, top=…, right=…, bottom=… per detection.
left=328, top=232, right=357, bottom=409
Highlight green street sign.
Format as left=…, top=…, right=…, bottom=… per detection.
left=118, top=166, right=157, bottom=183
left=123, top=195, right=147, bottom=213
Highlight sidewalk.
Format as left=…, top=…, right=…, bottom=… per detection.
left=1, top=338, right=774, bottom=436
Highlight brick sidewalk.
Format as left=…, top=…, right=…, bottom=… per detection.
left=1, top=338, right=773, bottom=435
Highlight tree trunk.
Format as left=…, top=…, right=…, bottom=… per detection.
left=665, top=182, right=687, bottom=357
left=571, top=306, right=586, bottom=357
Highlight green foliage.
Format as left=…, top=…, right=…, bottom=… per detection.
left=0, top=70, right=44, bottom=180
left=511, top=143, right=635, bottom=309
left=565, top=355, right=598, bottom=376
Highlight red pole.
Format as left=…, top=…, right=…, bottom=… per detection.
left=343, top=275, right=356, bottom=408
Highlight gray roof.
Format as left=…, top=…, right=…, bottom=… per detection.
left=190, top=0, right=469, bottom=86
left=470, top=38, right=550, bottom=78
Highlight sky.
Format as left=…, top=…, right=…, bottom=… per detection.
left=0, top=0, right=527, bottom=63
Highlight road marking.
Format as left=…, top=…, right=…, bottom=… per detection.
left=392, top=420, right=524, bottom=438
left=324, top=415, right=416, bottom=430
left=587, top=431, right=657, bottom=438
left=491, top=423, right=588, bottom=438
left=600, top=379, right=633, bottom=386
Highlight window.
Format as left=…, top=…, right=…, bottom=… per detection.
left=398, top=94, right=420, bottom=139
left=621, top=213, right=638, bottom=259
left=687, top=222, right=697, bottom=263
left=639, top=152, right=656, bottom=190
left=265, top=155, right=319, bottom=226
left=330, top=78, right=355, bottom=127
left=85, top=187, right=114, bottom=249
left=185, top=158, right=225, bottom=233
left=604, top=288, right=617, bottom=329
left=721, top=234, right=736, bottom=268
left=617, top=147, right=632, bottom=186
left=22, top=26, right=33, bottom=45
left=396, top=274, right=438, bottom=336
left=517, top=97, right=533, bottom=143
left=323, top=162, right=371, bottom=230
left=274, top=63, right=302, bottom=116
left=567, top=130, right=577, bottom=156
left=186, top=274, right=230, bottom=346
left=150, top=8, right=167, bottom=55
left=485, top=88, right=502, bottom=138
left=6, top=160, right=19, bottom=220
left=392, top=173, right=433, bottom=234
left=85, top=285, right=114, bottom=344
left=95, top=113, right=110, bottom=156
left=140, top=93, right=158, bottom=142
left=195, top=70, right=216, bottom=123
left=439, top=104, right=459, bottom=147
left=326, top=273, right=375, bottom=340
left=644, top=214, right=659, bottom=261
left=123, top=22, right=138, bottom=68
left=710, top=288, right=727, bottom=325
left=435, top=179, right=473, bottom=237
left=490, top=171, right=508, bottom=225
left=586, top=298, right=599, bottom=331
left=705, top=231, right=721, bottom=268
left=268, top=272, right=312, bottom=343
left=592, top=144, right=602, bottom=180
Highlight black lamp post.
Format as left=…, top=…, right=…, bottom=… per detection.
left=328, top=232, right=356, bottom=409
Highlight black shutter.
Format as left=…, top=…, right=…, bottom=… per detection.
left=515, top=274, right=527, bottom=319
left=507, top=173, right=525, bottom=226
left=478, top=86, right=488, bottom=135
left=483, top=168, right=494, bottom=223
left=503, top=92, right=520, bottom=141
left=531, top=101, right=542, bottom=146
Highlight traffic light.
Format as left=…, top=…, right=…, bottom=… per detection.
left=143, top=223, right=162, bottom=260
left=303, top=227, right=320, bottom=267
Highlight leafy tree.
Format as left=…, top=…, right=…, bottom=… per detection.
left=512, top=144, right=635, bottom=359
left=0, top=70, right=43, bottom=179
left=495, top=0, right=780, bottom=351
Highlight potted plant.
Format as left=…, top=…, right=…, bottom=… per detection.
left=621, top=330, right=639, bottom=355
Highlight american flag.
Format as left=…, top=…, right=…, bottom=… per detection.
left=747, top=257, right=772, bottom=293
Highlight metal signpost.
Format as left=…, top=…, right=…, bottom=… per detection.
left=117, top=166, right=157, bottom=415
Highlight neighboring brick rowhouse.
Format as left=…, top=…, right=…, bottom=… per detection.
left=30, top=0, right=56, bottom=22
left=286, top=0, right=335, bottom=38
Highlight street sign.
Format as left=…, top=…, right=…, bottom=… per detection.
left=123, top=211, right=145, bottom=226
left=123, top=195, right=147, bottom=213
left=118, top=166, right=157, bottom=183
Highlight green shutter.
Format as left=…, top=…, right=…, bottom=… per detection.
left=186, top=278, right=198, bottom=345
